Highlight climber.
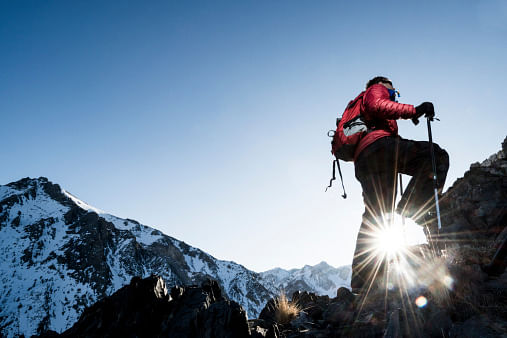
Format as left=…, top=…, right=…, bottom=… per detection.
left=350, top=76, right=450, bottom=293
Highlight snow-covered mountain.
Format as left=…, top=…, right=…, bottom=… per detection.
left=0, top=177, right=272, bottom=337
left=0, top=177, right=351, bottom=337
left=260, top=261, right=351, bottom=298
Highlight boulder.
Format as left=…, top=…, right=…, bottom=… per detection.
left=335, top=287, right=355, bottom=305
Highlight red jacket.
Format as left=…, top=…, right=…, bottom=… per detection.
left=354, top=84, right=417, bottom=160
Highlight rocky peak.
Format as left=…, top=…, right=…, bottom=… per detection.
left=6, top=176, right=48, bottom=190
left=4, top=177, right=70, bottom=205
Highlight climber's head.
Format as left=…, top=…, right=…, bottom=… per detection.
left=366, top=76, right=393, bottom=90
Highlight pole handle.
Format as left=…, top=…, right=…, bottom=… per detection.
left=413, top=116, right=439, bottom=125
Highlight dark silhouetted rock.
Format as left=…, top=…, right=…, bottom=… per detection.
left=59, top=275, right=171, bottom=337
left=450, top=315, right=506, bottom=338
left=335, top=286, right=355, bottom=305
left=58, top=276, right=250, bottom=337
left=258, top=298, right=278, bottom=324
left=291, top=290, right=330, bottom=321
left=439, top=136, right=507, bottom=246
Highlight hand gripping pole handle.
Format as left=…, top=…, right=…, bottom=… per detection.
left=427, top=117, right=442, bottom=230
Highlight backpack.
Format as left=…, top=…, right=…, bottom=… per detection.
left=326, top=92, right=369, bottom=198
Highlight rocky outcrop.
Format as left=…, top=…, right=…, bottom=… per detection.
left=48, top=276, right=251, bottom=337
left=249, top=258, right=507, bottom=337
left=438, top=136, right=507, bottom=245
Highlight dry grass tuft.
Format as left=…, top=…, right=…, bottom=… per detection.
left=273, top=292, right=301, bottom=325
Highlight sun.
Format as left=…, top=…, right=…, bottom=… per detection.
left=370, top=213, right=427, bottom=259
left=373, top=221, right=406, bottom=257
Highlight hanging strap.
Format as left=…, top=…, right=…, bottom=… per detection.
left=325, top=159, right=347, bottom=199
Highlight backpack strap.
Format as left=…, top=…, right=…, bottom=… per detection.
left=325, top=159, right=347, bottom=199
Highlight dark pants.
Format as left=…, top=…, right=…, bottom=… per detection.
left=351, top=136, right=449, bottom=290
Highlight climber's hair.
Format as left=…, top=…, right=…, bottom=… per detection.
left=366, top=76, right=392, bottom=89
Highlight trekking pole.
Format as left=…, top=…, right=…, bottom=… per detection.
left=398, top=174, right=407, bottom=242
left=426, top=117, right=442, bottom=231
left=398, top=174, right=405, bottom=226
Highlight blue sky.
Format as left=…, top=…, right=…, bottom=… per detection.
left=1, top=0, right=506, bottom=271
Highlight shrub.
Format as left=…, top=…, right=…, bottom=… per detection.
left=274, top=292, right=300, bottom=325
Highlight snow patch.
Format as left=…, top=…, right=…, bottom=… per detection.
left=63, top=190, right=103, bottom=214
left=100, top=214, right=163, bottom=246
left=0, top=185, right=20, bottom=201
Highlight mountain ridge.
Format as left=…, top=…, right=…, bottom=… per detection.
left=260, top=261, right=351, bottom=298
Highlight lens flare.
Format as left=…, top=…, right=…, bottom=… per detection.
left=442, top=275, right=454, bottom=290
left=415, top=296, right=428, bottom=308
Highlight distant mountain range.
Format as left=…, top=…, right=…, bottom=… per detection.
left=260, top=262, right=351, bottom=297
left=0, top=177, right=350, bottom=337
